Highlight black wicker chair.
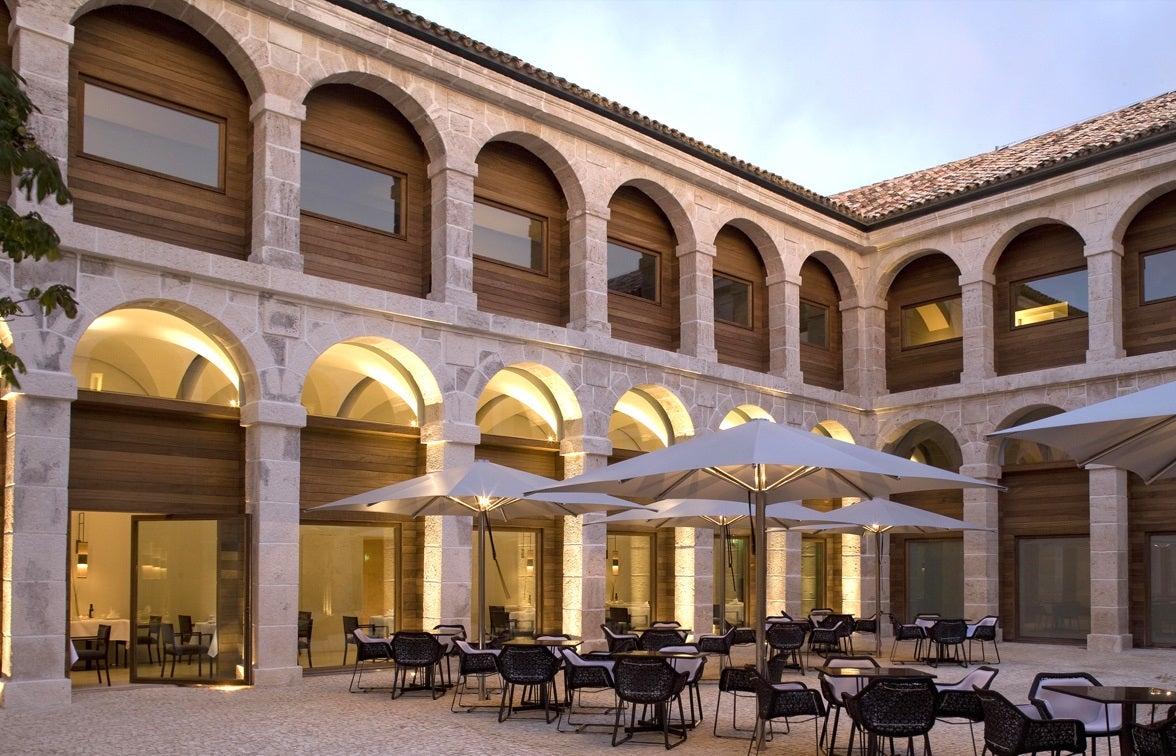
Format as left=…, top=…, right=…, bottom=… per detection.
left=842, top=677, right=937, bottom=756
left=73, top=623, right=112, bottom=686
left=890, top=615, right=928, bottom=664
left=748, top=674, right=825, bottom=755
left=808, top=613, right=854, bottom=659
left=1132, top=711, right=1176, bottom=755
left=714, top=665, right=759, bottom=739
left=557, top=647, right=616, bottom=732
left=659, top=644, right=707, bottom=727
left=927, top=618, right=969, bottom=667
left=450, top=638, right=501, bottom=712
left=496, top=643, right=562, bottom=723
left=640, top=627, right=687, bottom=652
left=934, top=665, right=999, bottom=756
left=695, top=625, right=736, bottom=670
left=390, top=631, right=446, bottom=700
left=348, top=629, right=393, bottom=693
left=975, top=688, right=1087, bottom=756
left=966, top=615, right=1001, bottom=664
left=611, top=656, right=690, bottom=749
left=433, top=624, right=466, bottom=686
left=1028, top=672, right=1122, bottom=755
left=602, top=624, right=639, bottom=653
left=766, top=621, right=807, bottom=679
left=818, top=655, right=879, bottom=755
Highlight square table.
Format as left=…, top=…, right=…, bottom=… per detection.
left=817, top=665, right=936, bottom=679
left=1043, top=684, right=1176, bottom=756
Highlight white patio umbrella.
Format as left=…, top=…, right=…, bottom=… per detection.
left=530, top=418, right=1000, bottom=676
left=787, top=497, right=993, bottom=655
left=988, top=380, right=1176, bottom=484
left=310, top=459, right=641, bottom=648
left=601, top=498, right=857, bottom=631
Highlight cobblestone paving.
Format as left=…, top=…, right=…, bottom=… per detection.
left=3, top=641, right=1175, bottom=755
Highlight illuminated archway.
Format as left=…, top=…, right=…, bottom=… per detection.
left=303, top=341, right=424, bottom=425
left=719, top=405, right=773, bottom=430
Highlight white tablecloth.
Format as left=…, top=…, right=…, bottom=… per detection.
left=195, top=621, right=218, bottom=658
left=70, top=618, right=131, bottom=644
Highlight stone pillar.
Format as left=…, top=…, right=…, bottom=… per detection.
left=560, top=435, right=610, bottom=648
left=842, top=302, right=886, bottom=397
left=249, top=98, right=305, bottom=270
left=842, top=533, right=864, bottom=618
left=241, top=399, right=306, bottom=686
left=427, top=161, right=478, bottom=309
left=674, top=528, right=713, bottom=634
left=765, top=529, right=801, bottom=617
left=960, top=275, right=996, bottom=382
left=1085, top=245, right=1126, bottom=363
left=1088, top=465, right=1131, bottom=651
left=0, top=371, right=75, bottom=708
left=961, top=462, right=1001, bottom=623
left=420, top=422, right=479, bottom=631
left=767, top=270, right=802, bottom=381
left=677, top=242, right=718, bottom=362
left=567, top=206, right=611, bottom=336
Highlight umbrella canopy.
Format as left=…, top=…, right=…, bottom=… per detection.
left=311, top=459, right=640, bottom=646
left=532, top=419, right=999, bottom=676
left=790, top=497, right=992, bottom=654
left=988, top=380, right=1176, bottom=484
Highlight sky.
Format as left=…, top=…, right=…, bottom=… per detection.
left=399, top=0, right=1176, bottom=196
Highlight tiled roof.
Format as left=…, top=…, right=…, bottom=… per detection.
left=335, top=2, right=1176, bottom=227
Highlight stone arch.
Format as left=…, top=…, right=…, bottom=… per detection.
left=874, top=248, right=957, bottom=305
left=882, top=420, right=964, bottom=471
left=1111, top=178, right=1176, bottom=245
left=709, top=217, right=783, bottom=281
left=718, top=404, right=773, bottom=429
left=472, top=361, right=583, bottom=443
left=609, top=177, right=697, bottom=252
left=812, top=419, right=855, bottom=444
left=476, top=130, right=587, bottom=211
left=992, top=404, right=1068, bottom=467
left=606, top=381, right=694, bottom=445
left=982, top=217, right=1086, bottom=278
left=806, top=249, right=859, bottom=305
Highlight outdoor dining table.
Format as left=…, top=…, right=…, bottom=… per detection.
left=70, top=618, right=132, bottom=668
left=501, top=637, right=582, bottom=648
left=1042, top=684, right=1176, bottom=756
left=817, top=665, right=937, bottom=679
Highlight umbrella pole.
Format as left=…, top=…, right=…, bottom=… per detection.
left=753, top=483, right=768, bottom=753
left=875, top=531, right=883, bottom=656
left=478, top=511, right=487, bottom=650
left=718, top=523, right=729, bottom=633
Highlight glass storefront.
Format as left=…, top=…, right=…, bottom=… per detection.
left=472, top=527, right=539, bottom=638
left=1150, top=534, right=1176, bottom=645
left=713, top=535, right=747, bottom=627
left=607, top=533, right=654, bottom=630
left=801, top=538, right=825, bottom=615
left=906, top=539, right=964, bottom=619
left=1017, top=536, right=1090, bottom=640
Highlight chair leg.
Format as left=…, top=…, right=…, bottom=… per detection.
left=342, top=642, right=349, bottom=668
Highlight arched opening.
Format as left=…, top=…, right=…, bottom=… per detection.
left=886, top=253, right=963, bottom=392
left=800, top=257, right=844, bottom=390
left=719, top=404, right=773, bottom=430
left=713, top=225, right=768, bottom=372
left=606, top=185, right=680, bottom=352
left=1123, top=188, right=1176, bottom=356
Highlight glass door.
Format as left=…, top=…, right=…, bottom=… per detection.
left=131, top=515, right=250, bottom=685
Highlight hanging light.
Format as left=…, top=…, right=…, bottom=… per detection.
left=75, top=513, right=89, bottom=579
left=609, top=533, right=620, bottom=574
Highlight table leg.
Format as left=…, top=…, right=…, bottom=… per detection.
left=1120, top=702, right=1136, bottom=756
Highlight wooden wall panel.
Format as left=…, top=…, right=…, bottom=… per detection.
left=69, top=7, right=251, bottom=258
left=994, top=224, right=1088, bottom=375
left=1128, top=476, right=1176, bottom=646
left=300, top=84, right=430, bottom=298
left=299, top=418, right=424, bottom=519
left=69, top=393, right=243, bottom=515
left=473, top=142, right=569, bottom=326
left=607, top=186, right=679, bottom=352
left=800, top=258, right=844, bottom=390
left=713, top=226, right=769, bottom=372
left=474, top=443, right=562, bottom=479
left=886, top=253, right=963, bottom=392
left=1123, top=189, right=1176, bottom=356
left=997, top=466, right=1088, bottom=641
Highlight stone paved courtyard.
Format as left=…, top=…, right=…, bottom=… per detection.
left=3, top=640, right=1175, bottom=755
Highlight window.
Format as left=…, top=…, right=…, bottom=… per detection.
left=902, top=296, right=963, bottom=347
left=473, top=202, right=544, bottom=270
left=300, top=148, right=403, bottom=235
left=1012, top=269, right=1088, bottom=327
left=1017, top=536, right=1090, bottom=640
left=1143, top=249, right=1176, bottom=303
left=607, top=242, right=657, bottom=301
left=906, top=539, right=964, bottom=619
left=714, top=274, right=751, bottom=326
left=1150, top=534, right=1176, bottom=645
left=82, top=82, right=222, bottom=188
left=799, top=301, right=828, bottom=348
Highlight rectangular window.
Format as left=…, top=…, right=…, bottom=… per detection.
left=906, top=539, right=964, bottom=619
left=799, top=301, right=829, bottom=348
left=1150, top=534, right=1176, bottom=646
left=902, top=296, right=964, bottom=347
left=1017, top=536, right=1090, bottom=640
left=473, top=202, right=545, bottom=271
left=714, top=274, right=751, bottom=326
left=1143, top=249, right=1176, bottom=303
left=1012, top=269, right=1088, bottom=327
left=607, top=242, right=658, bottom=301
left=82, top=82, right=222, bottom=188
left=607, top=532, right=654, bottom=627
left=300, top=148, right=403, bottom=235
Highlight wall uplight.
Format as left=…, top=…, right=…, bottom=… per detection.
left=75, top=513, right=89, bottom=579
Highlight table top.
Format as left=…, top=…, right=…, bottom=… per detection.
left=70, top=618, right=132, bottom=644
left=1043, top=685, right=1176, bottom=704
left=817, top=665, right=936, bottom=679
left=614, top=649, right=701, bottom=660
left=502, top=637, right=582, bottom=648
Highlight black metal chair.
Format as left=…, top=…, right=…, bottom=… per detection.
left=808, top=613, right=853, bottom=659
left=73, top=623, right=112, bottom=686
left=695, top=625, right=736, bottom=670
left=557, top=647, right=615, bottom=732
left=136, top=616, right=161, bottom=666
left=390, top=631, right=446, bottom=700
left=640, top=627, right=686, bottom=652
left=496, top=643, right=561, bottom=723
left=975, top=687, right=1087, bottom=756
left=341, top=615, right=377, bottom=666
left=714, top=664, right=759, bottom=739
left=934, top=665, right=1000, bottom=756
left=748, top=674, right=825, bottom=755
left=602, top=624, right=639, bottom=653
left=177, top=614, right=211, bottom=667
left=1028, top=671, right=1121, bottom=755
left=966, top=615, right=1001, bottom=664
left=433, top=623, right=466, bottom=686
left=890, top=615, right=928, bottom=664
left=766, top=621, right=807, bottom=678
left=348, top=629, right=393, bottom=693
left=488, top=605, right=515, bottom=642
left=450, top=638, right=501, bottom=712
left=927, top=617, right=968, bottom=667
left=611, top=656, right=689, bottom=750
left=842, top=677, right=937, bottom=756
left=1132, top=711, right=1176, bottom=755
left=296, top=611, right=313, bottom=668
left=159, top=623, right=206, bottom=678
left=818, top=655, right=879, bottom=755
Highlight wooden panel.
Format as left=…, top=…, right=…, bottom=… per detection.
left=713, top=226, right=768, bottom=372
left=298, top=419, right=424, bottom=520
left=994, top=224, right=1088, bottom=375
left=300, top=84, right=430, bottom=298
left=473, top=142, right=569, bottom=326
left=69, top=7, right=251, bottom=258
left=1123, top=189, right=1176, bottom=356
left=69, top=396, right=244, bottom=515
left=1128, top=476, right=1176, bottom=646
left=800, top=258, right=844, bottom=390
left=889, top=490, right=963, bottom=622
left=474, top=444, right=562, bottom=479
left=886, top=253, right=963, bottom=392
left=997, top=466, right=1088, bottom=641
left=607, top=186, right=679, bottom=352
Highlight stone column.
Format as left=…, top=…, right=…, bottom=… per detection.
left=560, top=435, right=611, bottom=648
left=960, top=275, right=996, bottom=382
left=765, top=529, right=801, bottom=617
left=842, top=533, right=864, bottom=618
left=842, top=302, right=886, bottom=397
left=1085, top=245, right=1126, bottom=363
left=241, top=399, right=306, bottom=686
left=674, top=528, right=713, bottom=634
left=0, top=371, right=75, bottom=709
left=767, top=270, right=802, bottom=380
left=249, top=98, right=305, bottom=270
left=567, top=206, right=611, bottom=336
left=427, top=161, right=478, bottom=309
left=961, top=462, right=1001, bottom=623
left=420, top=422, right=479, bottom=631
left=1088, top=465, right=1131, bottom=651
left=677, top=242, right=718, bottom=362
